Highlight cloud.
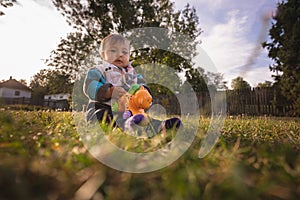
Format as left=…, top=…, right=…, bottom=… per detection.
left=224, top=66, right=274, bottom=88
left=224, top=49, right=275, bottom=88
left=199, top=10, right=255, bottom=72
left=175, top=0, right=278, bottom=87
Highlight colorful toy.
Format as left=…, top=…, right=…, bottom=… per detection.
left=127, top=85, right=152, bottom=116
left=121, top=84, right=151, bottom=122
left=113, top=84, right=182, bottom=137
left=112, top=84, right=151, bottom=113
left=112, top=84, right=153, bottom=135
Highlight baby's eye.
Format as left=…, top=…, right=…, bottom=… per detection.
left=110, top=49, right=116, bottom=53
left=122, top=51, right=129, bottom=55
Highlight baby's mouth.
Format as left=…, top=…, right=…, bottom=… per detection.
left=114, top=59, right=123, bottom=65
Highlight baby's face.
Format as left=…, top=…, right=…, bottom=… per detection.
left=101, top=40, right=130, bottom=68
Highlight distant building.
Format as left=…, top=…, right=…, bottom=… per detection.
left=44, top=93, right=70, bottom=111
left=44, top=93, right=70, bottom=101
left=0, top=76, right=31, bottom=105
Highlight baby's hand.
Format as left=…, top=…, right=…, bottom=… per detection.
left=111, top=86, right=127, bottom=99
left=123, top=110, right=132, bottom=119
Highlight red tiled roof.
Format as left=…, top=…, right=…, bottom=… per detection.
left=0, top=77, right=31, bottom=91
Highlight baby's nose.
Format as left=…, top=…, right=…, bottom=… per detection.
left=119, top=51, right=125, bottom=57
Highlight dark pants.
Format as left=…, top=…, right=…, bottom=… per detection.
left=86, top=102, right=163, bottom=133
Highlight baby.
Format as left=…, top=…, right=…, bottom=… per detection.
left=83, top=34, right=181, bottom=136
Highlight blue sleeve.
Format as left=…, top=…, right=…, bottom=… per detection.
left=137, top=73, right=145, bottom=84
left=83, top=68, right=107, bottom=101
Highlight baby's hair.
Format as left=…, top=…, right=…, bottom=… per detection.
left=100, top=34, right=130, bottom=53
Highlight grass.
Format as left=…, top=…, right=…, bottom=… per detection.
left=0, top=110, right=300, bottom=199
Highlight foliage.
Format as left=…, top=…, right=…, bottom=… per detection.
left=18, top=79, right=27, bottom=86
left=0, top=104, right=50, bottom=111
left=30, top=68, right=73, bottom=94
left=231, top=76, right=251, bottom=90
left=206, top=71, right=227, bottom=90
left=0, top=0, right=17, bottom=16
left=183, top=66, right=208, bottom=92
left=48, top=0, right=202, bottom=82
left=29, top=68, right=73, bottom=105
left=182, top=67, right=226, bottom=92
left=30, top=85, right=48, bottom=106
left=135, top=63, right=181, bottom=96
left=256, top=80, right=273, bottom=88
left=72, top=75, right=89, bottom=111
left=263, top=0, right=300, bottom=112
left=45, top=0, right=227, bottom=99
left=1, top=111, right=300, bottom=199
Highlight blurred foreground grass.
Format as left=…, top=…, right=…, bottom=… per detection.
left=1, top=110, right=300, bottom=199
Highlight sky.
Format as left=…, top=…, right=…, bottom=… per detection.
left=0, top=0, right=279, bottom=88
left=0, top=0, right=72, bottom=84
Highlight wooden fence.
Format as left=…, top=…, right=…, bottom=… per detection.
left=225, top=88, right=294, bottom=116
left=153, top=88, right=296, bottom=116
left=0, top=97, right=69, bottom=111
left=0, top=88, right=296, bottom=116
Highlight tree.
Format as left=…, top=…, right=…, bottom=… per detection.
left=183, top=67, right=208, bottom=92
left=0, top=0, right=17, bottom=16
left=18, top=79, right=27, bottom=86
left=135, top=63, right=182, bottom=96
left=30, top=69, right=73, bottom=94
left=256, top=80, right=273, bottom=88
left=262, top=0, right=300, bottom=113
left=231, top=77, right=251, bottom=90
left=30, top=69, right=73, bottom=105
left=206, top=71, right=227, bottom=91
left=181, top=66, right=226, bottom=92
left=48, top=0, right=201, bottom=82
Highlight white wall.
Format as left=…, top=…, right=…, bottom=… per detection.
left=44, top=93, right=70, bottom=100
left=0, top=87, right=31, bottom=98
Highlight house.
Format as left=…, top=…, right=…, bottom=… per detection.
left=44, top=93, right=70, bottom=111
left=0, top=76, right=31, bottom=105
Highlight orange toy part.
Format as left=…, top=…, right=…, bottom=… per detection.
left=128, top=86, right=152, bottom=115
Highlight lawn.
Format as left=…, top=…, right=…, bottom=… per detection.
left=0, top=110, right=300, bottom=199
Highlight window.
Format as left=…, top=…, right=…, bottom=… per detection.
left=15, top=91, right=20, bottom=96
